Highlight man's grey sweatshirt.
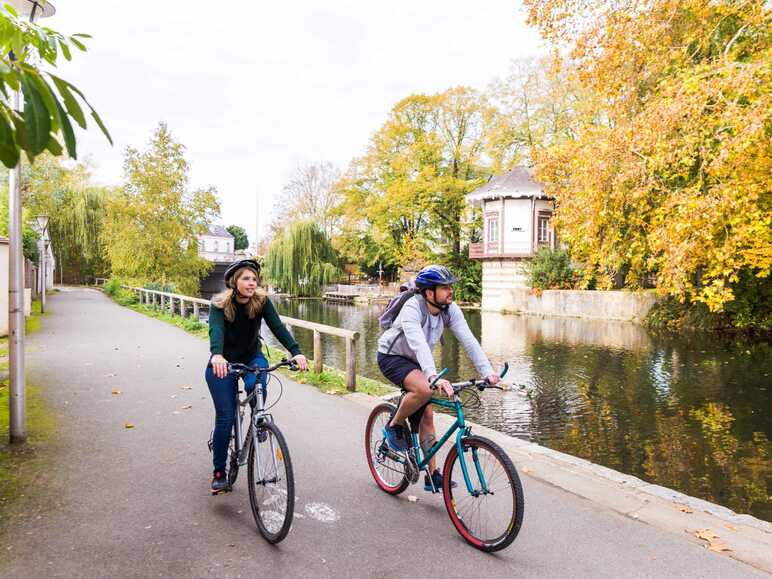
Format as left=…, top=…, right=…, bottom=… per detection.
left=377, top=294, right=494, bottom=379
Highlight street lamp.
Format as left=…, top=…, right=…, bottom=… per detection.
left=35, top=214, right=49, bottom=313
left=7, top=0, right=56, bottom=444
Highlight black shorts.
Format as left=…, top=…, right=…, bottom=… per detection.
left=377, top=352, right=421, bottom=388
left=377, top=353, right=430, bottom=430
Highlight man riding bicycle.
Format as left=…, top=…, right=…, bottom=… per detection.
left=377, top=264, right=500, bottom=491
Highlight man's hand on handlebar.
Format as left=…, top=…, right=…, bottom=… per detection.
left=431, top=377, right=454, bottom=399
left=485, top=373, right=501, bottom=386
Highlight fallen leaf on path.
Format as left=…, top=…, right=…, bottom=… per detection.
left=111, top=389, right=122, bottom=395
left=679, top=506, right=693, bottom=514
left=144, top=525, right=151, bottom=529
left=407, top=495, right=418, bottom=503
left=708, top=542, right=732, bottom=552
left=180, top=385, right=193, bottom=390
left=326, top=390, right=337, bottom=395
left=694, top=529, right=719, bottom=542
left=124, top=422, right=135, bottom=429
left=181, top=404, right=192, bottom=410
left=521, top=466, right=531, bottom=474
left=725, top=524, right=738, bottom=532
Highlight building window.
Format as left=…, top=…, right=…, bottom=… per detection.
left=537, top=214, right=550, bottom=245
left=487, top=217, right=498, bottom=243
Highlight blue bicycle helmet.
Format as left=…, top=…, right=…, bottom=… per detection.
left=414, top=265, right=459, bottom=289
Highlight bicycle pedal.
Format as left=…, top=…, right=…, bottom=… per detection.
left=210, top=486, right=232, bottom=496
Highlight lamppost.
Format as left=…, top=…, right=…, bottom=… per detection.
left=7, top=0, right=56, bottom=444
left=35, top=215, right=49, bottom=313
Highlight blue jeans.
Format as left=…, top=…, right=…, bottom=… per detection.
left=205, top=354, right=268, bottom=473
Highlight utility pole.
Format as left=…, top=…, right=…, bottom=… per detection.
left=8, top=111, right=25, bottom=443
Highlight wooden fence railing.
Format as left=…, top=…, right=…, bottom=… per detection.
left=123, top=286, right=361, bottom=391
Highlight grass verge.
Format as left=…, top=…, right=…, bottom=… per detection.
left=106, top=291, right=397, bottom=398
left=0, top=299, right=57, bottom=531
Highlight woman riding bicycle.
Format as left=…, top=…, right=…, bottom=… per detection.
left=206, top=258, right=308, bottom=493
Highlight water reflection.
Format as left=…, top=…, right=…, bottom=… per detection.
left=267, top=298, right=771, bottom=521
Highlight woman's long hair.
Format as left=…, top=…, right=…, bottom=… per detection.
left=211, top=266, right=267, bottom=322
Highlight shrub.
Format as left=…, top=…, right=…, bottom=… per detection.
left=524, top=247, right=575, bottom=290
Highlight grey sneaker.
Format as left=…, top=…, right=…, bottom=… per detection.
left=211, top=470, right=231, bottom=494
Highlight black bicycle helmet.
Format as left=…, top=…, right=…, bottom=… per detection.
left=224, top=259, right=261, bottom=288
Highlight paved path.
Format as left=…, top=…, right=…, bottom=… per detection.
left=1, top=288, right=769, bottom=578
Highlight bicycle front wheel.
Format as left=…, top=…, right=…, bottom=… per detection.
left=443, top=435, right=524, bottom=552
left=247, top=421, right=295, bottom=543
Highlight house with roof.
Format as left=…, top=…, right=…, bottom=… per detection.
left=465, top=166, right=556, bottom=311
left=198, top=225, right=236, bottom=263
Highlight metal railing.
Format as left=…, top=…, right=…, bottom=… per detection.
left=123, top=286, right=361, bottom=391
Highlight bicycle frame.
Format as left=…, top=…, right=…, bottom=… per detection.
left=232, top=370, right=280, bottom=480
left=406, top=396, right=488, bottom=495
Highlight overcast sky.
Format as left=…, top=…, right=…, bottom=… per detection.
left=48, top=1, right=543, bottom=245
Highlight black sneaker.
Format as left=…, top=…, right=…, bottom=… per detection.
left=424, top=469, right=457, bottom=493
left=211, top=470, right=231, bottom=494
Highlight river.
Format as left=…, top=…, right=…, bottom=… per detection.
left=266, top=297, right=771, bottom=522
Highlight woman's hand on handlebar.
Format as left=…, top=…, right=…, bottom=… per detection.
left=291, top=354, right=308, bottom=372
left=211, top=354, right=229, bottom=379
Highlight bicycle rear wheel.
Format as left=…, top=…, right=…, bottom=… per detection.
left=247, top=421, right=295, bottom=543
left=364, top=403, right=409, bottom=495
left=442, top=435, right=524, bottom=552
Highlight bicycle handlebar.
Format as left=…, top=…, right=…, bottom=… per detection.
left=429, top=362, right=509, bottom=394
left=221, top=358, right=299, bottom=375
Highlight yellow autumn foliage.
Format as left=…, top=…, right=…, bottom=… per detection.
left=524, top=0, right=771, bottom=312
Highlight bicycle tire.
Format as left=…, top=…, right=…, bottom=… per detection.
left=442, top=435, right=524, bottom=552
left=247, top=421, right=295, bottom=543
left=365, top=402, right=409, bottom=495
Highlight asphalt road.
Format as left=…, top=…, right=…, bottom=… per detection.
left=1, top=288, right=767, bottom=578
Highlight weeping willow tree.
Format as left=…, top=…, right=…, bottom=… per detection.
left=1, top=153, right=111, bottom=283
left=264, top=220, right=340, bottom=296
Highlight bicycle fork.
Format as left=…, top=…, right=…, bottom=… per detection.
left=456, top=434, right=491, bottom=497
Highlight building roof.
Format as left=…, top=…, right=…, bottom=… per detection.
left=204, top=225, right=234, bottom=239
left=465, top=166, right=545, bottom=204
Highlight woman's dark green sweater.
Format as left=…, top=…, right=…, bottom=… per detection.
left=208, top=297, right=301, bottom=363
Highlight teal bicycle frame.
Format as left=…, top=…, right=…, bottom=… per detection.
left=405, top=364, right=507, bottom=495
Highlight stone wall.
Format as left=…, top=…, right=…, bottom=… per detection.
left=481, top=260, right=659, bottom=322
left=504, top=287, right=659, bottom=323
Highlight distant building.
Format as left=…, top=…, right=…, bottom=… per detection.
left=465, top=166, right=556, bottom=311
left=31, top=220, right=55, bottom=293
left=198, top=225, right=236, bottom=263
